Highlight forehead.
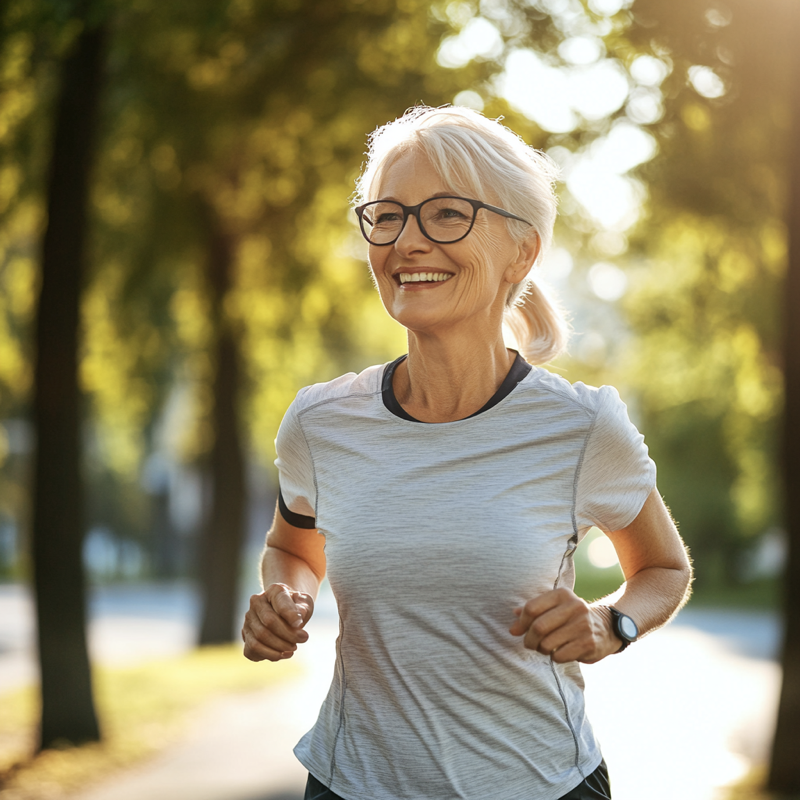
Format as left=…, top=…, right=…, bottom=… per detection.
left=373, top=149, right=452, bottom=204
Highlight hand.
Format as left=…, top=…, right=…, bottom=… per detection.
left=242, top=583, right=315, bottom=662
left=508, top=588, right=620, bottom=664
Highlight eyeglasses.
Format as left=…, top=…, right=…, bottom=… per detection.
left=355, top=196, right=532, bottom=246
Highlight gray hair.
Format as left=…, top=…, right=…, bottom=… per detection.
left=355, top=105, right=569, bottom=364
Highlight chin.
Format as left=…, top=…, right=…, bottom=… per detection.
left=387, top=311, right=440, bottom=334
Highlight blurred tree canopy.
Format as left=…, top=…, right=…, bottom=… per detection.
left=1, top=0, right=791, bottom=605
left=1, top=0, right=796, bottom=769
left=0, top=0, right=494, bottom=559
left=1, top=0, right=793, bottom=585
left=617, top=0, right=791, bottom=586
left=1, top=0, right=501, bottom=744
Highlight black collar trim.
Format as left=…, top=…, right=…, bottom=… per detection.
left=381, top=351, right=532, bottom=423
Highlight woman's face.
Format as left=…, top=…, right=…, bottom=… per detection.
left=367, top=149, right=532, bottom=339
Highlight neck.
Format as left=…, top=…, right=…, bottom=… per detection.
left=393, top=328, right=516, bottom=423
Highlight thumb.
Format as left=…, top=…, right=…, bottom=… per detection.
left=266, top=584, right=306, bottom=628
left=292, top=592, right=314, bottom=625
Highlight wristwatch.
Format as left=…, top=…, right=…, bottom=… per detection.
left=607, top=606, right=639, bottom=652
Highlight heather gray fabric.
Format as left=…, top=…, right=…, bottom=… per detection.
left=275, top=362, right=656, bottom=800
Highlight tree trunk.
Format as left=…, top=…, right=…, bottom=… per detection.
left=768, top=4, right=800, bottom=791
left=197, top=207, right=247, bottom=645
left=31, top=18, right=106, bottom=749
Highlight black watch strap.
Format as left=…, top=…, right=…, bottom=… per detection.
left=607, top=606, right=639, bottom=652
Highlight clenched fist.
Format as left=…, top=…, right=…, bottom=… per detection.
left=242, top=583, right=315, bottom=662
left=508, top=588, right=620, bottom=664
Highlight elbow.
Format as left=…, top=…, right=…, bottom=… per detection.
left=679, top=559, right=694, bottom=607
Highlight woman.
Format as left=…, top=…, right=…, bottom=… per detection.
left=242, top=106, right=692, bottom=800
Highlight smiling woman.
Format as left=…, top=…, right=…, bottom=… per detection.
left=356, top=106, right=568, bottom=370
left=241, top=105, right=693, bottom=800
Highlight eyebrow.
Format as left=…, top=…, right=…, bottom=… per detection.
left=373, top=192, right=462, bottom=203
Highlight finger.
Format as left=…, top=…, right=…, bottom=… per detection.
left=536, top=613, right=601, bottom=662
left=247, top=594, right=308, bottom=646
left=290, top=591, right=315, bottom=625
left=509, top=589, right=569, bottom=636
left=511, top=600, right=572, bottom=644
left=244, top=610, right=302, bottom=653
left=549, top=638, right=596, bottom=664
left=265, top=585, right=306, bottom=628
left=242, top=628, right=296, bottom=663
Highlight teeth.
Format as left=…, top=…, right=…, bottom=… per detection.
left=398, top=273, right=452, bottom=284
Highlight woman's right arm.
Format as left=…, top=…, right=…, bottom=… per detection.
left=241, top=501, right=326, bottom=662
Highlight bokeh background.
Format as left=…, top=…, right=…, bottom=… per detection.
left=1, top=0, right=799, bottom=798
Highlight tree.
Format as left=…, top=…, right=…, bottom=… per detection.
left=596, top=0, right=789, bottom=587
left=31, top=6, right=107, bottom=747
left=768, top=3, right=800, bottom=789
left=605, top=0, right=798, bottom=786
left=196, top=198, right=247, bottom=644
left=94, top=0, right=496, bottom=643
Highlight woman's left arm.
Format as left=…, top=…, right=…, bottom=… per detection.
left=509, top=488, right=693, bottom=663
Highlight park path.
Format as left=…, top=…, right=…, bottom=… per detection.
left=0, top=584, right=782, bottom=800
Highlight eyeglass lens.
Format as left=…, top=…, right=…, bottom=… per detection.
left=361, top=198, right=475, bottom=244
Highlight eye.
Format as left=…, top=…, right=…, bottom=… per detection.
left=423, top=198, right=473, bottom=226
left=367, top=202, right=404, bottom=227
left=436, top=205, right=468, bottom=219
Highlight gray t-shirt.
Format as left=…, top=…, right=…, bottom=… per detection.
left=275, top=359, right=656, bottom=800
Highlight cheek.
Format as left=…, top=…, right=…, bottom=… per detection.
left=367, top=250, right=388, bottom=282
left=463, top=227, right=509, bottom=291
left=367, top=252, right=397, bottom=303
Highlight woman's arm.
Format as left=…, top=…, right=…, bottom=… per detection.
left=241, top=501, right=327, bottom=662
left=509, top=487, right=692, bottom=663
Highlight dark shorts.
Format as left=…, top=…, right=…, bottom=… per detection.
left=304, top=759, right=612, bottom=799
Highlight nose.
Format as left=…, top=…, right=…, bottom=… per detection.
left=394, top=211, right=432, bottom=254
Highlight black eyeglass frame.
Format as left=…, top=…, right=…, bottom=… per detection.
left=355, top=196, right=533, bottom=246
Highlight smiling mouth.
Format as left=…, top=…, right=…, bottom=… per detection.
left=396, top=272, right=453, bottom=285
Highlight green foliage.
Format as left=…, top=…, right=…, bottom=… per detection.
left=2, top=0, right=787, bottom=581
left=1, top=0, right=495, bottom=548
left=85, top=0, right=493, bottom=471
left=615, top=0, right=792, bottom=580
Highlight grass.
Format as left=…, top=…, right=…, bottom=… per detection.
left=688, top=578, right=780, bottom=611
left=0, top=645, right=298, bottom=799
left=722, top=765, right=800, bottom=800
left=724, top=767, right=774, bottom=799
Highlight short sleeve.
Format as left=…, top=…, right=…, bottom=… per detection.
left=575, top=385, right=656, bottom=532
left=274, top=391, right=317, bottom=526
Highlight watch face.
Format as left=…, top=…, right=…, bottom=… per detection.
left=620, top=615, right=638, bottom=640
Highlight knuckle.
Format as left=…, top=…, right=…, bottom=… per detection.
left=531, top=619, right=548, bottom=636
left=242, top=644, right=261, bottom=662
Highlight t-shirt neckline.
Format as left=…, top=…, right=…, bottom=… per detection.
left=381, top=351, right=532, bottom=423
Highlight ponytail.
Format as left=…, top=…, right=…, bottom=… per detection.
left=504, top=280, right=570, bottom=365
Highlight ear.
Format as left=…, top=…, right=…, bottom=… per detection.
left=505, top=230, right=541, bottom=285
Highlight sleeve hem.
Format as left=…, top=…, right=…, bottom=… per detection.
left=278, top=489, right=317, bottom=529
left=595, top=465, right=657, bottom=533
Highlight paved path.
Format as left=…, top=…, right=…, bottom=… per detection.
left=0, top=584, right=782, bottom=800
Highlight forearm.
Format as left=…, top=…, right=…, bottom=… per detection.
left=595, top=563, right=693, bottom=639
left=512, top=491, right=693, bottom=663
left=599, top=488, right=693, bottom=641
left=261, top=542, right=323, bottom=599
